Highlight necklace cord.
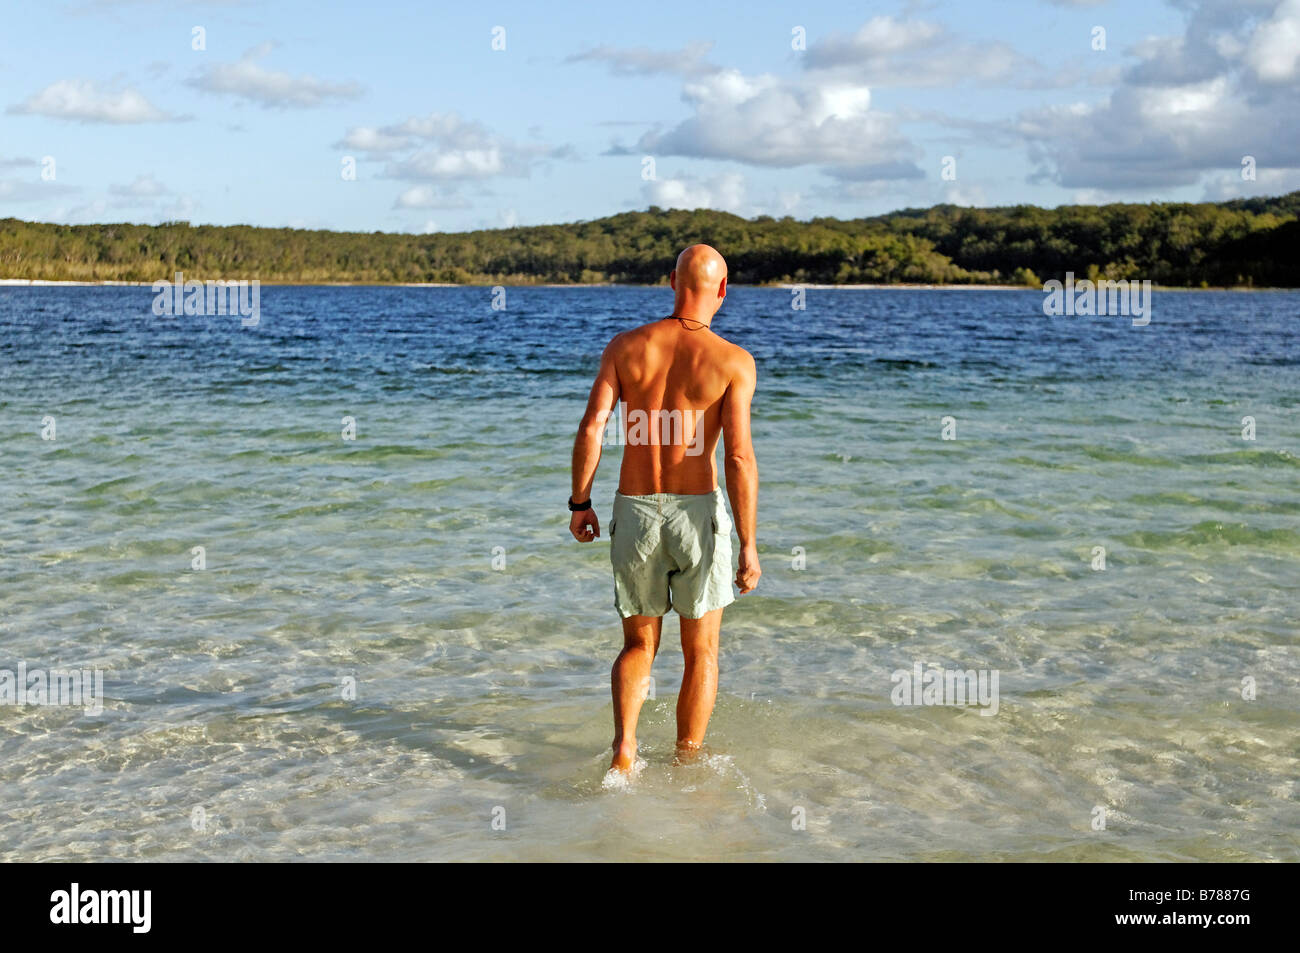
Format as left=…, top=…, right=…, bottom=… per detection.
left=665, top=314, right=709, bottom=331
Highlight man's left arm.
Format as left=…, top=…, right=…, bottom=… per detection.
left=569, top=340, right=619, bottom=542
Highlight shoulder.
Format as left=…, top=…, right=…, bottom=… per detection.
left=604, top=320, right=665, bottom=361
left=717, top=337, right=756, bottom=381
left=607, top=321, right=659, bottom=350
left=601, top=327, right=635, bottom=357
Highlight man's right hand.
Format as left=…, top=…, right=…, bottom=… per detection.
left=736, top=544, right=761, bottom=594
left=570, top=508, right=600, bottom=542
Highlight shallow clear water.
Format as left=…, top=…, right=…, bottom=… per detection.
left=1, top=285, right=1297, bottom=861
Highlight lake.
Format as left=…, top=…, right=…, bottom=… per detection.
left=1, top=284, right=1297, bottom=861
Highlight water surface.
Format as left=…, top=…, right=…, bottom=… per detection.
left=1, top=285, right=1296, bottom=861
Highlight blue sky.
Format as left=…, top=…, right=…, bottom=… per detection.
left=2, top=0, right=1298, bottom=232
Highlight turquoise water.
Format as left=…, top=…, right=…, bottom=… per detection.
left=1, top=285, right=1297, bottom=861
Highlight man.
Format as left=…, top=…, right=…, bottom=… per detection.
left=568, top=244, right=760, bottom=776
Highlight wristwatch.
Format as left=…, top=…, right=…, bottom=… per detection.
left=568, top=497, right=592, bottom=512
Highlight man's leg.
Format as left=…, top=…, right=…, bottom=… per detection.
left=676, top=607, right=723, bottom=758
left=610, top=614, right=662, bottom=772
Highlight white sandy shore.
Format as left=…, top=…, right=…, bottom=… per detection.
left=0, top=278, right=1032, bottom=289
left=0, top=278, right=1281, bottom=291
left=0, top=278, right=155, bottom=286
left=777, top=282, right=1028, bottom=290
left=0, top=278, right=463, bottom=287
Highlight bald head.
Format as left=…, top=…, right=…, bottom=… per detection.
left=669, top=244, right=728, bottom=324
left=673, top=244, right=727, bottom=293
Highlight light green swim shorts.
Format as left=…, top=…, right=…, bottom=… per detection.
left=610, top=488, right=736, bottom=619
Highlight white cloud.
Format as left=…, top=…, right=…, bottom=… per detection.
left=1201, top=166, right=1300, bottom=200
left=340, top=111, right=563, bottom=197
left=805, top=15, right=1041, bottom=87
left=1136, top=76, right=1228, bottom=120
left=644, top=171, right=746, bottom=212
left=341, top=112, right=565, bottom=214
left=0, top=179, right=78, bottom=202
left=631, top=69, right=919, bottom=174
left=943, top=184, right=988, bottom=207
left=7, top=80, right=177, bottom=123
left=51, top=199, right=109, bottom=223
left=1010, top=0, right=1300, bottom=189
left=189, top=43, right=362, bottom=108
left=1245, top=0, right=1300, bottom=81
left=392, top=186, right=471, bottom=209
left=808, top=15, right=944, bottom=64
left=776, top=191, right=801, bottom=214
left=566, top=42, right=715, bottom=77
left=336, top=126, right=418, bottom=155
left=339, top=113, right=492, bottom=156
left=162, top=194, right=198, bottom=220
left=109, top=174, right=170, bottom=198
left=391, top=148, right=505, bottom=180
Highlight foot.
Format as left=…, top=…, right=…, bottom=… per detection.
left=610, top=739, right=638, bottom=773
left=673, top=740, right=704, bottom=765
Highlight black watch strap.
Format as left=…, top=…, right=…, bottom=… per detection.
left=568, top=497, right=592, bottom=512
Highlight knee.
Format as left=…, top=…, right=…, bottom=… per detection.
left=682, top=645, right=717, bottom=670
left=621, top=635, right=657, bottom=658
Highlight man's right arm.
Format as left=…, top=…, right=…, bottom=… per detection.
left=721, top=350, right=760, bottom=594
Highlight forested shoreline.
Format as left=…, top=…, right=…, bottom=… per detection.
left=2, top=191, right=1298, bottom=287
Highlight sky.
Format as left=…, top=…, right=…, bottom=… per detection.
left=1, top=0, right=1298, bottom=233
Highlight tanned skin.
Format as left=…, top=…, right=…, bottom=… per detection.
left=569, top=244, right=760, bottom=774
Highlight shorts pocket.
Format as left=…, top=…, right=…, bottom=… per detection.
left=712, top=509, right=732, bottom=536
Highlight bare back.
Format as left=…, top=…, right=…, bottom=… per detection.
left=609, top=318, right=748, bottom=495
left=569, top=243, right=761, bottom=776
